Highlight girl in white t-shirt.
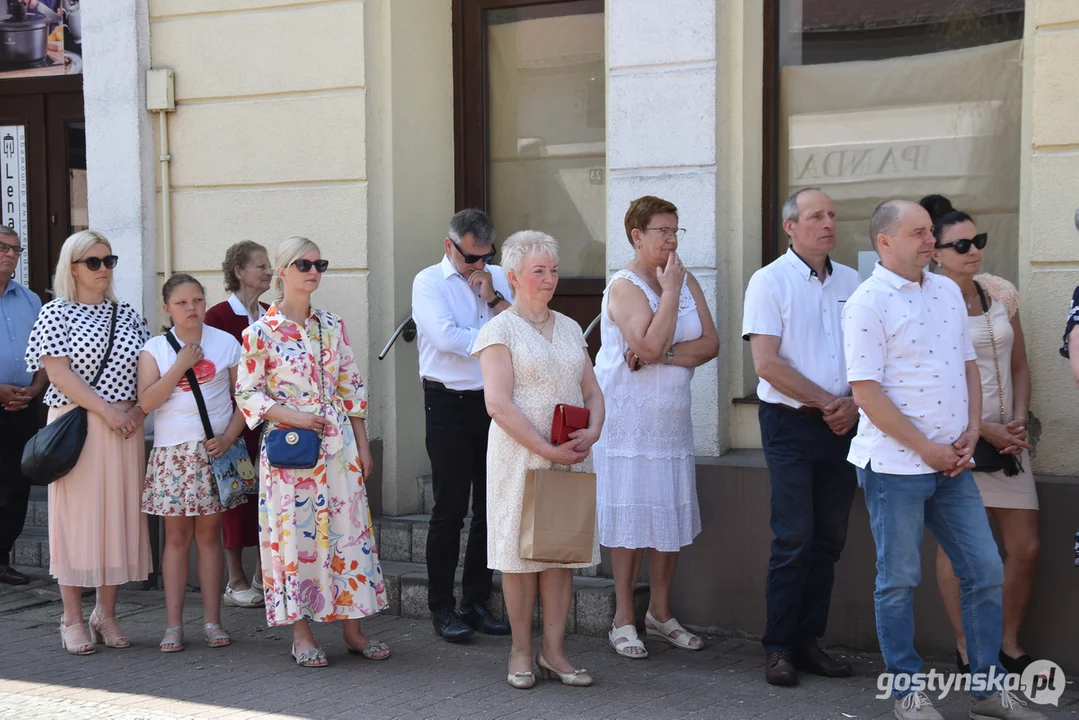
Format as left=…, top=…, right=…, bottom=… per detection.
left=138, top=274, right=246, bottom=653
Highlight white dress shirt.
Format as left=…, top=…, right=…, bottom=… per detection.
left=228, top=292, right=264, bottom=325
left=742, top=247, right=861, bottom=408
left=412, top=255, right=513, bottom=391
left=842, top=263, right=977, bottom=475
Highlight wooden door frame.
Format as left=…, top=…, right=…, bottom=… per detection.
left=0, top=94, right=48, bottom=299
left=44, top=91, right=85, bottom=273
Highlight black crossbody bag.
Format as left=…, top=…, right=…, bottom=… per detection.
left=21, top=302, right=119, bottom=485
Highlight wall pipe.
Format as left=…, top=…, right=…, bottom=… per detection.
left=156, top=110, right=173, bottom=280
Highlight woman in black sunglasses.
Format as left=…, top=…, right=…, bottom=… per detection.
left=920, top=194, right=1040, bottom=676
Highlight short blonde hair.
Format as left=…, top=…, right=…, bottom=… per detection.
left=500, top=230, right=559, bottom=277
left=53, top=230, right=116, bottom=302
left=273, top=236, right=320, bottom=299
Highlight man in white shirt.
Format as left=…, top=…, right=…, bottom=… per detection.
left=411, top=209, right=512, bottom=642
left=843, top=200, right=1041, bottom=720
left=743, top=188, right=860, bottom=686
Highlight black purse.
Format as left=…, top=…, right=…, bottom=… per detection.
left=970, top=282, right=1022, bottom=478
left=21, top=302, right=119, bottom=485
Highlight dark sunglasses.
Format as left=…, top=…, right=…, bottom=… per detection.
left=451, top=240, right=496, bottom=265
left=292, top=259, right=329, bottom=273
left=73, top=255, right=119, bottom=271
left=935, top=233, right=987, bottom=255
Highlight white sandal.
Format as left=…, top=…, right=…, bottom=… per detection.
left=645, top=611, right=703, bottom=651
left=608, top=622, right=648, bottom=659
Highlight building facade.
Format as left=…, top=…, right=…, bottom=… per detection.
left=4, top=0, right=1077, bottom=666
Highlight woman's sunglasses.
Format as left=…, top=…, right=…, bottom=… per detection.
left=451, top=240, right=497, bottom=265
left=292, top=259, right=329, bottom=273
left=73, top=255, right=119, bottom=271
left=935, top=233, right=987, bottom=255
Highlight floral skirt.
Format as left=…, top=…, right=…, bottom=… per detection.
left=142, top=440, right=242, bottom=516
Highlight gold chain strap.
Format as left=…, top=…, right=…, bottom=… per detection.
left=977, top=282, right=1007, bottom=424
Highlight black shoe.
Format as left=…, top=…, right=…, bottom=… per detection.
left=765, top=651, right=798, bottom=686
left=999, top=650, right=1034, bottom=675
left=460, top=603, right=510, bottom=635
left=793, top=646, right=853, bottom=678
left=0, top=565, right=29, bottom=586
left=431, top=609, right=474, bottom=642
left=956, top=649, right=970, bottom=674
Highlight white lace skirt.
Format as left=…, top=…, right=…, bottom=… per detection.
left=595, top=453, right=701, bottom=552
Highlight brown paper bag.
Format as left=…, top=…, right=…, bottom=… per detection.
left=519, top=469, right=596, bottom=564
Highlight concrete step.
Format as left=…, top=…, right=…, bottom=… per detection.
left=372, top=514, right=601, bottom=578
left=419, top=475, right=434, bottom=514
left=23, top=497, right=48, bottom=529
left=379, top=560, right=647, bottom=638
left=12, top=526, right=48, bottom=570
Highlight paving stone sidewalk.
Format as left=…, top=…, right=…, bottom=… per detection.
left=0, top=568, right=1074, bottom=720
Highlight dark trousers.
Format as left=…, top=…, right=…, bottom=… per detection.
left=0, top=405, right=40, bottom=566
left=424, top=383, right=493, bottom=612
left=760, top=401, right=857, bottom=654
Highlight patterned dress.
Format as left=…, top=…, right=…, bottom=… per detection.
left=236, top=304, right=387, bottom=626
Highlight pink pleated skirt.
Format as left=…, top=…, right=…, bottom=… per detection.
left=47, top=402, right=152, bottom=588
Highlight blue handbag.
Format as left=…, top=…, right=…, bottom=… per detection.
left=165, top=332, right=257, bottom=508
left=265, top=319, right=325, bottom=470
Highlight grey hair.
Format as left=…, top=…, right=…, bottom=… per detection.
left=781, top=187, right=823, bottom=224
left=501, top=230, right=559, bottom=277
left=869, top=200, right=904, bottom=251
left=273, top=236, right=320, bottom=300
left=0, top=225, right=17, bottom=240
left=448, top=208, right=495, bottom=247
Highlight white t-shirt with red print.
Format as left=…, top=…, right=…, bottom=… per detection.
left=142, top=325, right=242, bottom=448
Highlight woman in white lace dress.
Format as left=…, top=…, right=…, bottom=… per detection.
left=594, top=196, right=719, bottom=659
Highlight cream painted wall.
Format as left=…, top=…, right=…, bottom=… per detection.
left=146, top=1, right=373, bottom=425
left=1019, top=0, right=1079, bottom=476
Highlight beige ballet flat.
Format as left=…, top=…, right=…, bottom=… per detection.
left=507, top=671, right=536, bottom=689
left=536, top=651, right=592, bottom=687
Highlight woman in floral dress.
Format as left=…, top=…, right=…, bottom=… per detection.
left=236, top=236, right=388, bottom=668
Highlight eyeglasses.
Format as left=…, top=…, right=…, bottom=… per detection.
left=644, top=227, right=687, bottom=241
left=0, top=240, right=22, bottom=256
left=292, top=259, right=329, bottom=273
left=935, top=233, right=987, bottom=255
left=73, top=255, right=118, bottom=271
left=450, top=240, right=497, bottom=265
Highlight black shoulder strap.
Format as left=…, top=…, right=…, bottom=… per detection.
left=973, top=280, right=990, bottom=313
left=165, top=330, right=215, bottom=440
left=88, top=302, right=119, bottom=389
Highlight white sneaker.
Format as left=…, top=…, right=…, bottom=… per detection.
left=223, top=585, right=264, bottom=608
left=895, top=691, right=944, bottom=720
left=969, top=690, right=1047, bottom=720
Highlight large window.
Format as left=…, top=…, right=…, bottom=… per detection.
left=765, top=0, right=1024, bottom=282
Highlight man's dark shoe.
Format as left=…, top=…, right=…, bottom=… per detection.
left=460, top=603, right=510, bottom=635
left=0, top=565, right=29, bottom=586
left=793, top=645, right=853, bottom=678
left=765, top=651, right=798, bottom=686
left=432, top=609, right=474, bottom=642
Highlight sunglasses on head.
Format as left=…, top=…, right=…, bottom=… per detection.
left=74, top=255, right=119, bottom=271
left=451, top=240, right=496, bottom=265
left=935, top=233, right=987, bottom=255
left=292, top=258, right=329, bottom=273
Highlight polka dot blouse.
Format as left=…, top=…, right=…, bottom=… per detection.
left=25, top=299, right=152, bottom=408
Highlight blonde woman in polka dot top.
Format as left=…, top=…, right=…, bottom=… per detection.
left=24, top=230, right=153, bottom=656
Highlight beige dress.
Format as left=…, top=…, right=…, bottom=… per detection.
left=472, top=311, right=600, bottom=573
left=970, top=274, right=1037, bottom=511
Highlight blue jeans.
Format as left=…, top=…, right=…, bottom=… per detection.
left=859, top=465, right=1004, bottom=699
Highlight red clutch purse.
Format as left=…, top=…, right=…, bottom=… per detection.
left=551, top=404, right=590, bottom=445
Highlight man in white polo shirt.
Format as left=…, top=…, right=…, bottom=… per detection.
left=743, top=188, right=860, bottom=686
left=412, top=208, right=512, bottom=642
left=843, top=200, right=1042, bottom=720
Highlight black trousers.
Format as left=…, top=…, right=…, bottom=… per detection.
left=759, top=401, right=857, bottom=654
left=424, top=383, right=493, bottom=612
left=0, top=405, right=40, bottom=566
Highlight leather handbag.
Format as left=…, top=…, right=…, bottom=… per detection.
left=21, top=302, right=118, bottom=485
left=265, top=319, right=324, bottom=469
left=165, top=332, right=257, bottom=507
left=971, top=282, right=1021, bottom=477
left=551, top=403, right=589, bottom=445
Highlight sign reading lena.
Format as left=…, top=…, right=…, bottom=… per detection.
left=0, top=125, right=28, bottom=286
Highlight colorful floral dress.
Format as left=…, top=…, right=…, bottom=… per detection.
left=236, top=304, right=387, bottom=627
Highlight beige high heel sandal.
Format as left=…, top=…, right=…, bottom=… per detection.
left=88, top=608, right=131, bottom=648
left=60, top=617, right=95, bottom=656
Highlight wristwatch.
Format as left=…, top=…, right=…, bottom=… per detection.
left=665, top=347, right=675, bottom=365
left=488, top=291, right=505, bottom=309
